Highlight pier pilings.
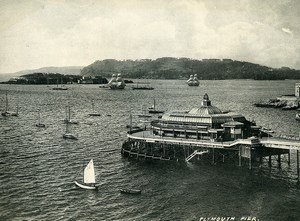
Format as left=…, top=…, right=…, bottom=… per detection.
left=122, top=135, right=299, bottom=181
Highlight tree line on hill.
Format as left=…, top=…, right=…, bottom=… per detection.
left=80, top=57, right=300, bottom=80
left=2, top=73, right=107, bottom=84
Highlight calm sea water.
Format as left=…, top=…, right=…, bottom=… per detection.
left=0, top=80, right=299, bottom=221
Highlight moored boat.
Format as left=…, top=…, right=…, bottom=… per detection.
left=119, top=188, right=141, bottom=194
left=64, top=106, right=79, bottom=124
left=53, top=78, right=68, bottom=90
left=137, top=105, right=152, bottom=118
left=36, top=109, right=46, bottom=127
left=63, top=120, right=77, bottom=140
left=296, top=109, right=300, bottom=121
left=1, top=91, right=18, bottom=117
left=148, top=99, right=164, bottom=114
left=131, top=81, right=154, bottom=90
left=88, top=102, right=101, bottom=116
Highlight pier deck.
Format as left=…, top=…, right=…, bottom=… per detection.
left=124, top=130, right=300, bottom=182
left=128, top=131, right=300, bottom=150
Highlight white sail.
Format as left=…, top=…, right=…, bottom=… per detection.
left=84, top=159, right=96, bottom=184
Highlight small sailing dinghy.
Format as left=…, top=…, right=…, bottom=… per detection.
left=36, top=109, right=45, bottom=127
left=63, top=121, right=77, bottom=139
left=74, top=159, right=98, bottom=190
left=88, top=101, right=101, bottom=116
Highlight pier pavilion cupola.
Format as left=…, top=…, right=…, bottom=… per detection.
left=188, top=93, right=223, bottom=115
left=202, top=93, right=211, bottom=106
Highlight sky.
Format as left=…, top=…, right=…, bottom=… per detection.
left=0, top=0, right=300, bottom=73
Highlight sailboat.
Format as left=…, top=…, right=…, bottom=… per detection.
left=126, top=111, right=141, bottom=131
left=137, top=105, right=152, bottom=118
left=53, top=78, right=68, bottom=90
left=36, top=109, right=45, bottom=127
left=148, top=99, right=164, bottom=114
left=63, top=120, right=77, bottom=139
left=1, top=91, right=18, bottom=117
left=74, top=159, right=98, bottom=190
left=64, top=106, right=78, bottom=124
left=88, top=102, right=100, bottom=116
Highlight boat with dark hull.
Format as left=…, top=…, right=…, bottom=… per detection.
left=36, top=109, right=45, bottom=127
left=148, top=99, right=164, bottom=114
left=64, top=106, right=79, bottom=124
left=63, top=120, right=77, bottom=140
left=88, top=102, right=100, bottom=116
left=119, top=188, right=141, bottom=194
left=1, top=91, right=18, bottom=117
left=52, top=78, right=68, bottom=90
left=131, top=81, right=154, bottom=90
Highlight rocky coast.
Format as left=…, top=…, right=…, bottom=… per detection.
left=254, top=95, right=300, bottom=110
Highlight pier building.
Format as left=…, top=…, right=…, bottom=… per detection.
left=151, top=93, right=260, bottom=141
left=122, top=93, right=300, bottom=182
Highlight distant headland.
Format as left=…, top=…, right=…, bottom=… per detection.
left=1, top=57, right=300, bottom=83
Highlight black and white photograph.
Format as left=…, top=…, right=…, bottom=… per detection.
left=0, top=0, right=300, bottom=220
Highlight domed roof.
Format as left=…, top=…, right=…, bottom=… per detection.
left=188, top=93, right=223, bottom=115
left=188, top=105, right=223, bottom=115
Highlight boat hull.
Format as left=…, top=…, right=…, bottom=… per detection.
left=120, top=188, right=141, bottom=194
left=53, top=87, right=68, bottom=90
left=1, top=111, right=18, bottom=117
left=63, top=133, right=78, bottom=140
left=36, top=123, right=46, bottom=127
left=74, top=181, right=97, bottom=190
left=88, top=113, right=101, bottom=116
left=132, top=87, right=154, bottom=90
left=148, top=110, right=164, bottom=114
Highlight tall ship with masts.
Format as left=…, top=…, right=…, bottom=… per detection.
left=186, top=74, right=200, bottom=86
left=107, top=74, right=126, bottom=89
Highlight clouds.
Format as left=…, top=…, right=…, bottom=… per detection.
left=0, top=0, right=300, bottom=73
